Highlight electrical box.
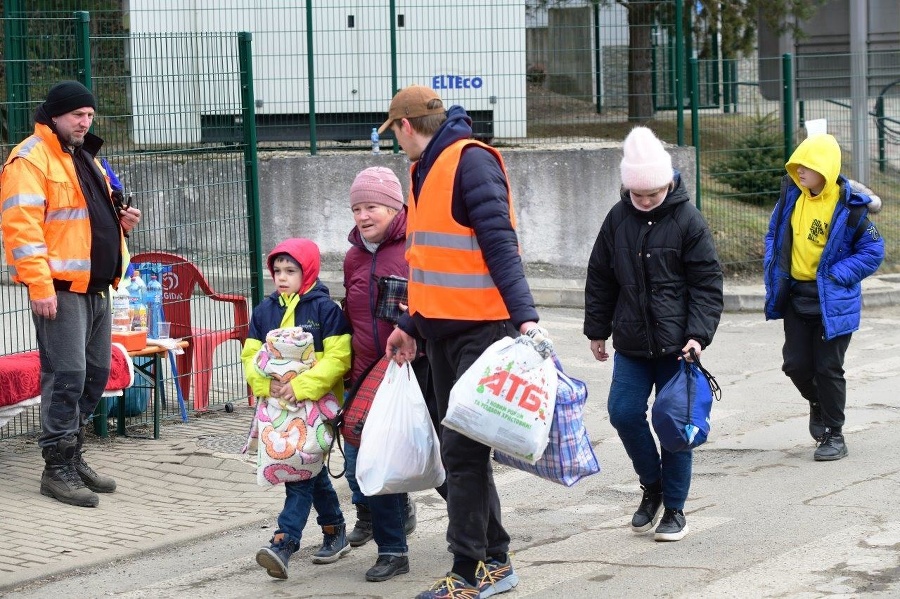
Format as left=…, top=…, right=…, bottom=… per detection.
left=126, top=1, right=527, bottom=145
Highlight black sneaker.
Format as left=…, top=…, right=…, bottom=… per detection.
left=808, top=401, right=826, bottom=442
left=814, top=429, right=848, bottom=461
left=631, top=482, right=663, bottom=533
left=654, top=508, right=689, bottom=542
left=365, top=554, right=410, bottom=582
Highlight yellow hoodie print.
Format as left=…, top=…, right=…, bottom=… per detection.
left=785, top=133, right=842, bottom=281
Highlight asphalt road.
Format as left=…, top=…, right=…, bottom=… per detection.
left=9, top=306, right=900, bottom=599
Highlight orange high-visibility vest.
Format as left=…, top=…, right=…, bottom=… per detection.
left=406, top=139, right=514, bottom=321
left=1, top=123, right=123, bottom=301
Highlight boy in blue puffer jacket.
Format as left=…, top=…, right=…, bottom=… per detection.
left=243, top=238, right=352, bottom=579
left=764, top=133, right=884, bottom=461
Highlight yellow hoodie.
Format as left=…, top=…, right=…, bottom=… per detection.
left=785, top=134, right=842, bottom=281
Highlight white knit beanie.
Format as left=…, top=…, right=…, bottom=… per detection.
left=619, top=126, right=674, bottom=191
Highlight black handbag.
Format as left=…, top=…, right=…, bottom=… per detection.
left=375, top=275, right=408, bottom=323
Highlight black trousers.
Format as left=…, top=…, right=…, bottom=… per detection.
left=782, top=304, right=852, bottom=428
left=426, top=320, right=515, bottom=563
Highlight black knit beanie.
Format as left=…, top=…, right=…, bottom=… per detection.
left=42, top=80, right=97, bottom=118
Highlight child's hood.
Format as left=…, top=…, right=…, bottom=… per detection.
left=785, top=133, right=841, bottom=196
left=267, top=238, right=321, bottom=292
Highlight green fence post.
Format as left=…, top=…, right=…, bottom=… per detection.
left=4, top=0, right=31, bottom=142
left=74, top=11, right=92, bottom=89
left=876, top=96, right=885, bottom=173
left=782, top=53, right=794, bottom=164
left=239, top=32, right=264, bottom=308
left=675, top=0, right=684, bottom=146
left=690, top=57, right=701, bottom=211
left=389, top=0, right=399, bottom=152
left=305, top=1, right=317, bottom=155
left=593, top=1, right=602, bottom=114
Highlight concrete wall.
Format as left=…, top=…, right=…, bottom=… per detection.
left=0, top=145, right=695, bottom=283
left=258, top=144, right=695, bottom=276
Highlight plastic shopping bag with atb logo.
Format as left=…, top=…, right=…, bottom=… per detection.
left=443, top=336, right=558, bottom=464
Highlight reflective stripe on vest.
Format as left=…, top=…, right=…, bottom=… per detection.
left=406, top=139, right=513, bottom=321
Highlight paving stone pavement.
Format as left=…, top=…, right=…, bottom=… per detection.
left=1, top=273, right=898, bottom=594
left=0, top=407, right=285, bottom=592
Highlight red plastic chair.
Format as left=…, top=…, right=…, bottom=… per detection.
left=131, top=251, right=251, bottom=411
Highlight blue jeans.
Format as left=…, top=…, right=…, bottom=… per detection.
left=343, top=443, right=368, bottom=507
left=344, top=441, right=408, bottom=554
left=277, top=468, right=344, bottom=543
left=607, top=353, right=692, bottom=511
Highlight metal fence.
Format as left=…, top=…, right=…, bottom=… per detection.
left=1, top=10, right=260, bottom=438
left=2, top=1, right=899, bottom=435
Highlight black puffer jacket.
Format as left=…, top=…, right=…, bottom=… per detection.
left=583, top=175, right=723, bottom=358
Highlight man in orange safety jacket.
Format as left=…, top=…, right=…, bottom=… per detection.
left=1, top=80, right=141, bottom=508
left=381, top=85, right=553, bottom=599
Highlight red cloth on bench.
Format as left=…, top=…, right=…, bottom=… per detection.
left=0, top=346, right=132, bottom=408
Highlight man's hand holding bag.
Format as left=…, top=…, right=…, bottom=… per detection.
left=443, top=336, right=558, bottom=464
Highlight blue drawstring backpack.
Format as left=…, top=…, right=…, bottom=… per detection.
left=651, top=350, right=721, bottom=453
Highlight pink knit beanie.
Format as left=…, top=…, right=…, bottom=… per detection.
left=349, top=167, right=404, bottom=211
left=619, top=127, right=674, bottom=191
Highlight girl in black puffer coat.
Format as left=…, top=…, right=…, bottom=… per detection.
left=584, top=127, right=723, bottom=543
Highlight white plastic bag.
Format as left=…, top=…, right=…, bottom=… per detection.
left=357, top=361, right=446, bottom=495
left=443, top=336, right=558, bottom=464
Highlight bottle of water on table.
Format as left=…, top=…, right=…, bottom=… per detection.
left=127, top=274, right=146, bottom=331
left=146, top=274, right=163, bottom=338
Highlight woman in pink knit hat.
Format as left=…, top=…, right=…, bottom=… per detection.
left=341, top=166, right=433, bottom=582
left=583, top=127, right=724, bottom=542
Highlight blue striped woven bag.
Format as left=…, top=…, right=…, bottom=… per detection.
left=494, top=356, right=600, bottom=486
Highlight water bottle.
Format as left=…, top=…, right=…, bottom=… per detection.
left=133, top=269, right=147, bottom=295
left=127, top=275, right=146, bottom=331
left=146, top=274, right=163, bottom=338
left=370, top=127, right=380, bottom=155
left=111, top=288, right=132, bottom=332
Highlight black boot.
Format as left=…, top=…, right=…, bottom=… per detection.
left=347, top=504, right=373, bottom=547
left=255, top=532, right=300, bottom=579
left=74, top=428, right=116, bottom=493
left=631, top=480, right=663, bottom=533
left=404, top=495, right=417, bottom=535
left=40, top=437, right=99, bottom=508
left=311, top=523, right=351, bottom=564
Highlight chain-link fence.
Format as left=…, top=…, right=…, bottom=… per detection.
left=2, top=1, right=899, bottom=436
left=1, top=9, right=260, bottom=438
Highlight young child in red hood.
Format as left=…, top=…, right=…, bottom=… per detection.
left=241, top=238, right=352, bottom=579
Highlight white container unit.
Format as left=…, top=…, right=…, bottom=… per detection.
left=126, top=1, right=526, bottom=145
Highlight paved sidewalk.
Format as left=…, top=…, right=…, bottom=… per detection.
left=1, top=273, right=899, bottom=594
left=0, top=409, right=282, bottom=592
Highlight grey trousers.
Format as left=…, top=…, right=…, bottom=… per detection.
left=34, top=290, right=111, bottom=448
